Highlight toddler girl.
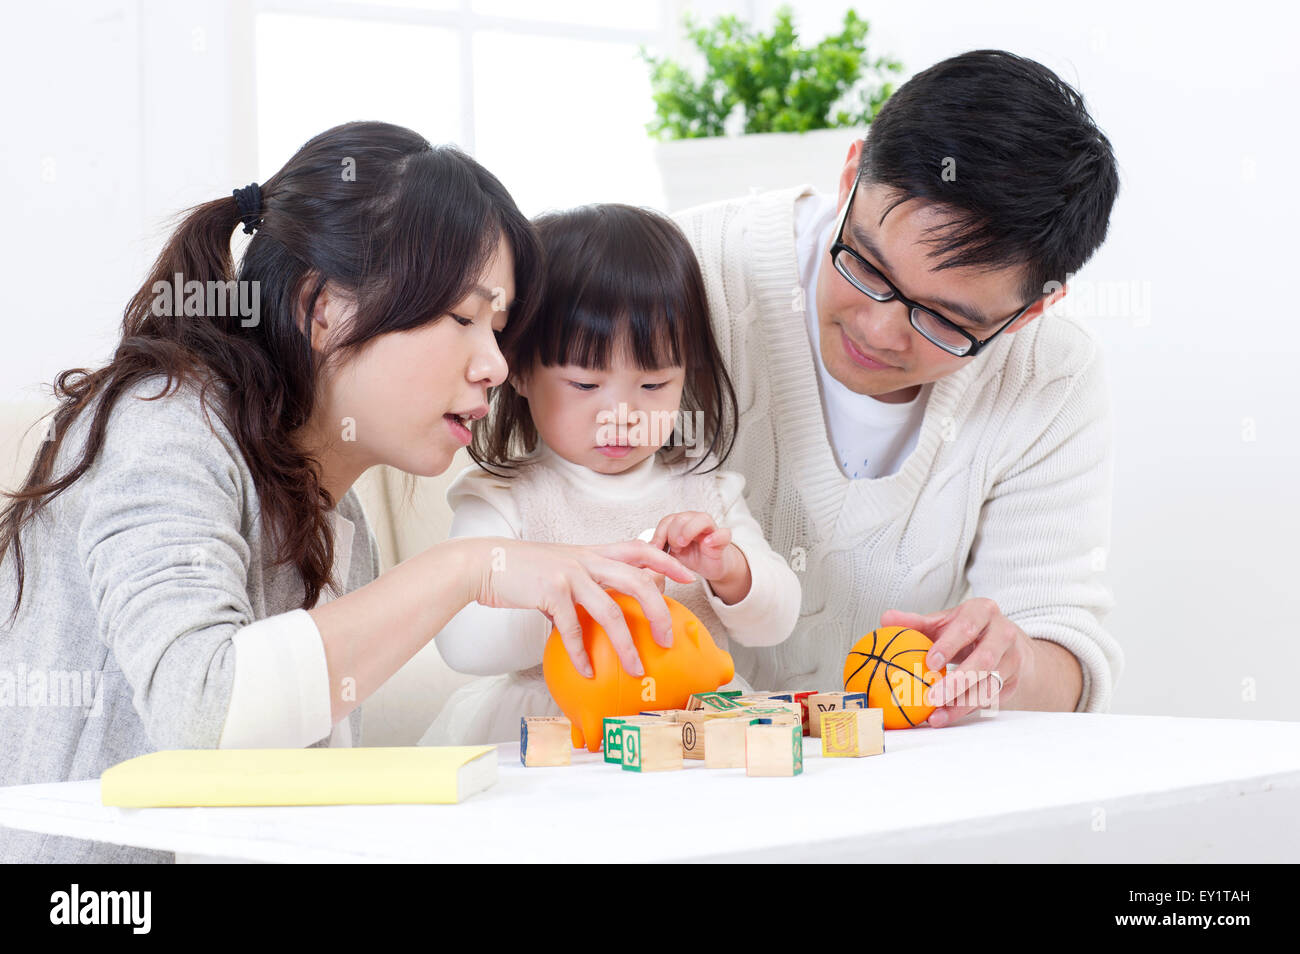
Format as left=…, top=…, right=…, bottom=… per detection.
left=419, top=204, right=802, bottom=746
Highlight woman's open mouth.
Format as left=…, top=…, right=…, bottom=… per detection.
left=444, top=411, right=480, bottom=445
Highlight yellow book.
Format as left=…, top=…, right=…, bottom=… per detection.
left=100, top=746, right=498, bottom=807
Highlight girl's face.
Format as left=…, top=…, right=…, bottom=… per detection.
left=514, top=345, right=686, bottom=476
left=304, top=236, right=515, bottom=492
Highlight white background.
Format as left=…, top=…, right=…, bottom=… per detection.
left=3, top=0, right=1298, bottom=722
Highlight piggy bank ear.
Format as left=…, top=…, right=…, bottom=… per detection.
left=683, top=619, right=701, bottom=648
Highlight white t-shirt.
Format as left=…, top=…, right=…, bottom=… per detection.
left=795, top=192, right=930, bottom=480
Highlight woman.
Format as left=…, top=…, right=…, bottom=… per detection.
left=0, top=121, right=691, bottom=863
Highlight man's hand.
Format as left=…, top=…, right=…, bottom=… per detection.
left=880, top=597, right=1036, bottom=727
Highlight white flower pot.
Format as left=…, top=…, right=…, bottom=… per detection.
left=653, top=126, right=869, bottom=212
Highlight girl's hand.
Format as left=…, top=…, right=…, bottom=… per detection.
left=642, top=512, right=738, bottom=587
left=461, top=537, right=694, bottom=679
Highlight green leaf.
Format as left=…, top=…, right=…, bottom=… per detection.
left=643, top=6, right=902, bottom=140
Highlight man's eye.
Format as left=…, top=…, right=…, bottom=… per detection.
left=569, top=382, right=597, bottom=391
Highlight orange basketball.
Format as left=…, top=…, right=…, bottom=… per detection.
left=842, top=626, right=941, bottom=729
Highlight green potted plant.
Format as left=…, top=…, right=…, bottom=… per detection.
left=641, top=6, right=902, bottom=210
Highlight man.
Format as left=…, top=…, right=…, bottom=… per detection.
left=672, top=49, right=1122, bottom=726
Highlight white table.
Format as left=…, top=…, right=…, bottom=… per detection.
left=1, top=711, right=1297, bottom=862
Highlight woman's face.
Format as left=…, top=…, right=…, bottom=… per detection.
left=513, top=344, right=687, bottom=476
left=306, top=236, right=516, bottom=488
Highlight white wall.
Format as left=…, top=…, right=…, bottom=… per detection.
left=4, top=0, right=1298, bottom=722
left=2, top=0, right=254, bottom=400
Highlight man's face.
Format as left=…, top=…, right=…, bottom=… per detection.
left=814, top=141, right=1054, bottom=403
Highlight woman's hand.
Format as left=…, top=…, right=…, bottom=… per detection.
left=460, top=537, right=695, bottom=680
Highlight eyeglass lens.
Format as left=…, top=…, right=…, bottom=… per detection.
left=834, top=249, right=972, bottom=356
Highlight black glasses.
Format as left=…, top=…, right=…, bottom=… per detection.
left=829, top=174, right=1036, bottom=358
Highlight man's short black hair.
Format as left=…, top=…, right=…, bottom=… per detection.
left=858, top=49, right=1119, bottom=303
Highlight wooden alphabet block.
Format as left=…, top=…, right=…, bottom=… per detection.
left=745, top=722, right=804, bottom=777
left=621, top=721, right=684, bottom=773
left=820, top=708, right=885, bottom=758
left=703, top=716, right=759, bottom=768
left=672, top=709, right=710, bottom=760
left=734, top=693, right=788, bottom=706
left=686, top=692, right=743, bottom=711
left=737, top=693, right=814, bottom=733
left=807, top=691, right=869, bottom=737
left=667, top=709, right=745, bottom=760
left=790, top=691, right=817, bottom=733
left=602, top=715, right=663, bottom=765
left=742, top=705, right=801, bottom=729
left=520, top=716, right=572, bottom=767
left=754, top=700, right=803, bottom=718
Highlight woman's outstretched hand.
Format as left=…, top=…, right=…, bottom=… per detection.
left=460, top=537, right=695, bottom=680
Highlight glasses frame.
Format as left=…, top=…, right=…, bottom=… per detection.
left=828, top=173, right=1036, bottom=358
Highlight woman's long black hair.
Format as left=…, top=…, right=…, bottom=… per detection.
left=1, top=121, right=541, bottom=623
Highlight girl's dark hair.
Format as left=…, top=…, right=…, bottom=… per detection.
left=470, top=203, right=737, bottom=476
left=0, top=120, right=541, bottom=624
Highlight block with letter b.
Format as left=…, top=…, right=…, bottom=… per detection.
left=602, top=715, right=662, bottom=765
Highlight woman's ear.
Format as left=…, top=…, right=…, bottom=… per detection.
left=294, top=276, right=324, bottom=351
left=295, top=278, right=351, bottom=353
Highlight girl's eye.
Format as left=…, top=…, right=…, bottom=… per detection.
left=569, top=382, right=598, bottom=391
left=642, top=382, right=668, bottom=391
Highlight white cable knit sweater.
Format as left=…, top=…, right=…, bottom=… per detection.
left=671, top=185, right=1123, bottom=712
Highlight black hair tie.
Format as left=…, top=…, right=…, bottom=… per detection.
left=232, top=182, right=263, bottom=234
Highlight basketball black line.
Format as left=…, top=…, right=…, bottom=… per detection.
left=845, top=650, right=931, bottom=686
left=887, top=647, right=940, bottom=726
left=845, top=635, right=937, bottom=727
left=844, top=648, right=929, bottom=683
left=853, top=630, right=893, bottom=725
left=876, top=628, right=917, bottom=726
left=843, top=628, right=884, bottom=686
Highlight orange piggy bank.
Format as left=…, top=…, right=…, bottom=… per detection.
left=542, top=590, right=735, bottom=752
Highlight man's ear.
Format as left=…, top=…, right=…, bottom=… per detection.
left=837, top=138, right=865, bottom=211
left=1007, top=282, right=1068, bottom=335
